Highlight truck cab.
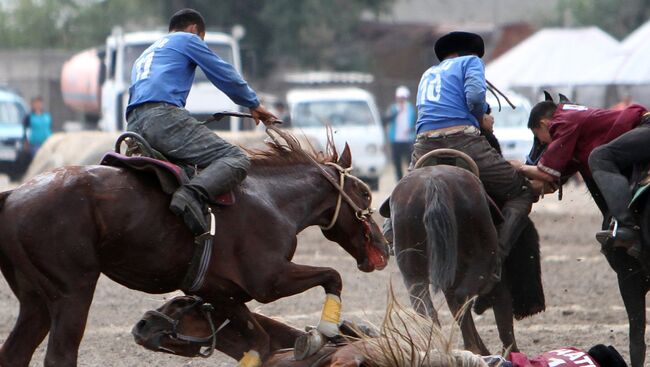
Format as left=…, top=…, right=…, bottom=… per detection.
left=100, top=28, right=243, bottom=132
left=0, top=88, right=30, bottom=180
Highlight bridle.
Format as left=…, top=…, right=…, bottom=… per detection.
left=265, top=125, right=375, bottom=230
left=142, top=296, right=229, bottom=358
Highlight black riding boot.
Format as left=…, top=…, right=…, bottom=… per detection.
left=170, top=158, right=249, bottom=235
left=592, top=170, right=642, bottom=258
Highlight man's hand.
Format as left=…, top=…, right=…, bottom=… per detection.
left=519, top=164, right=556, bottom=183
left=480, top=114, right=495, bottom=133
left=250, top=105, right=277, bottom=126
left=529, top=179, right=558, bottom=197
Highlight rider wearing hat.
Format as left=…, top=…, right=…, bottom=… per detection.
left=410, top=31, right=534, bottom=281
left=522, top=100, right=649, bottom=258
left=126, top=9, right=276, bottom=235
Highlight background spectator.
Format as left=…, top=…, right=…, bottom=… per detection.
left=385, top=86, right=416, bottom=180
left=23, top=96, right=52, bottom=157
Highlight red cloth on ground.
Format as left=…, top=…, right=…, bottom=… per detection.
left=509, top=347, right=600, bottom=367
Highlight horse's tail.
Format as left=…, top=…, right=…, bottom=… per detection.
left=423, top=178, right=457, bottom=293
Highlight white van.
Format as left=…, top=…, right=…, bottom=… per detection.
left=286, top=87, right=387, bottom=190
left=488, top=91, right=533, bottom=162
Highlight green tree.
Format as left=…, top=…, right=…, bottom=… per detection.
left=556, top=0, right=650, bottom=39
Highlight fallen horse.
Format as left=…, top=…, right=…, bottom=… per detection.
left=134, top=295, right=629, bottom=367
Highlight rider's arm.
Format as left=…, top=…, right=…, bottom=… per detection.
left=519, top=165, right=556, bottom=182
left=184, top=35, right=260, bottom=109
left=464, top=56, right=488, bottom=121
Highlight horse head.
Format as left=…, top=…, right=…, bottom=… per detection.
left=131, top=295, right=218, bottom=358
left=320, top=143, right=389, bottom=273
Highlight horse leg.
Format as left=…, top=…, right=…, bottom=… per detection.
left=0, top=289, right=51, bottom=367
left=618, top=274, right=647, bottom=367
left=444, top=292, right=489, bottom=355
left=43, top=275, right=98, bottom=367
left=246, top=262, right=343, bottom=338
left=208, top=298, right=271, bottom=367
left=402, top=274, right=439, bottom=325
left=489, top=282, right=518, bottom=353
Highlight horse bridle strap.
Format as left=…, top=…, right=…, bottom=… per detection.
left=145, top=299, right=229, bottom=358
left=265, top=126, right=373, bottom=227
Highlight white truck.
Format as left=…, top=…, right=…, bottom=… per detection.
left=61, top=27, right=245, bottom=132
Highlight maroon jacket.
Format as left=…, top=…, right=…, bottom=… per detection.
left=538, top=103, right=647, bottom=178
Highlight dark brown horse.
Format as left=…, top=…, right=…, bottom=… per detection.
left=133, top=294, right=490, bottom=367
left=388, top=163, right=515, bottom=354
left=132, top=294, right=365, bottom=366
left=0, top=131, right=388, bottom=367
left=385, top=155, right=544, bottom=356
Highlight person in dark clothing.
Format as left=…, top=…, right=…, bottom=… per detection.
left=521, top=100, right=649, bottom=258
left=126, top=9, right=276, bottom=235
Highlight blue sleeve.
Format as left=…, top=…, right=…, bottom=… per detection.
left=184, top=36, right=260, bottom=108
left=464, top=56, right=487, bottom=121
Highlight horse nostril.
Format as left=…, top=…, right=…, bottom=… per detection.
left=135, top=319, right=147, bottom=332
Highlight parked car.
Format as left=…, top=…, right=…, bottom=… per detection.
left=0, top=87, right=30, bottom=181
left=286, top=87, right=387, bottom=190
left=488, top=91, right=533, bottom=162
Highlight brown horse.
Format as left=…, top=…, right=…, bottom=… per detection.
left=388, top=164, right=512, bottom=354
left=0, top=131, right=389, bottom=367
left=133, top=294, right=490, bottom=367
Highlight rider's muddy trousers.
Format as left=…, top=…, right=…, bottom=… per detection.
left=589, top=120, right=650, bottom=228
left=126, top=102, right=250, bottom=203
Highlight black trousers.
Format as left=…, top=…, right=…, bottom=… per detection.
left=391, top=142, right=412, bottom=180
left=589, top=124, right=650, bottom=226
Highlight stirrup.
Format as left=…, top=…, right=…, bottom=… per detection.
left=195, top=208, right=216, bottom=244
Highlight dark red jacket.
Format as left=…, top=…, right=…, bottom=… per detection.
left=538, top=103, right=647, bottom=178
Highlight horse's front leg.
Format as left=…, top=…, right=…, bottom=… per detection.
left=617, top=272, right=647, bottom=367
left=248, top=262, right=343, bottom=360
left=206, top=297, right=272, bottom=367
left=251, top=262, right=343, bottom=337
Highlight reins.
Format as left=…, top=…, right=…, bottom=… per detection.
left=265, top=125, right=374, bottom=229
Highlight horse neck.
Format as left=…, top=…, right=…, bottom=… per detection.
left=247, top=163, right=337, bottom=232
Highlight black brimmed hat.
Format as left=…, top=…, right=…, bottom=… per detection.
left=588, top=344, right=628, bottom=367
left=434, top=31, right=485, bottom=61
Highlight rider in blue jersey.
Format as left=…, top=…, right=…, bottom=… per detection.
left=126, top=9, right=276, bottom=235
left=401, top=32, right=534, bottom=281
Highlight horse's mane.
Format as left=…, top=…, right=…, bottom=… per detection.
left=358, top=286, right=488, bottom=367
left=244, top=127, right=339, bottom=168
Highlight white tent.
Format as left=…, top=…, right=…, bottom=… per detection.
left=614, top=20, right=650, bottom=84
left=486, top=27, right=623, bottom=89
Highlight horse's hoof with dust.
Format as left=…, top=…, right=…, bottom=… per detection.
left=293, top=329, right=326, bottom=361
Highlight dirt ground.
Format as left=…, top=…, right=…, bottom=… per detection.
left=0, top=181, right=640, bottom=366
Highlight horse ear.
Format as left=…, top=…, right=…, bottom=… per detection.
left=543, top=90, right=554, bottom=102
left=338, top=143, right=352, bottom=168
left=559, top=93, right=570, bottom=103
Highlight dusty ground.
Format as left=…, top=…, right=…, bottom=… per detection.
left=0, top=179, right=639, bottom=366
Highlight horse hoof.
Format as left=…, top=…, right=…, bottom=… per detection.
left=293, top=329, right=325, bottom=361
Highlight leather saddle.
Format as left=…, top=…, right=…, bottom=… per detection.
left=100, top=132, right=235, bottom=206
left=379, top=148, right=504, bottom=224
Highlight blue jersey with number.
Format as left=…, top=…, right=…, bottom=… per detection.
left=126, top=32, right=259, bottom=114
left=415, top=55, right=488, bottom=134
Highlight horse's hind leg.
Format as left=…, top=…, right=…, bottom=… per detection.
left=43, top=274, right=99, bottom=367
left=402, top=274, right=439, bottom=325
left=490, top=282, right=518, bottom=353
left=445, top=292, right=489, bottom=355
left=0, top=289, right=51, bottom=367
